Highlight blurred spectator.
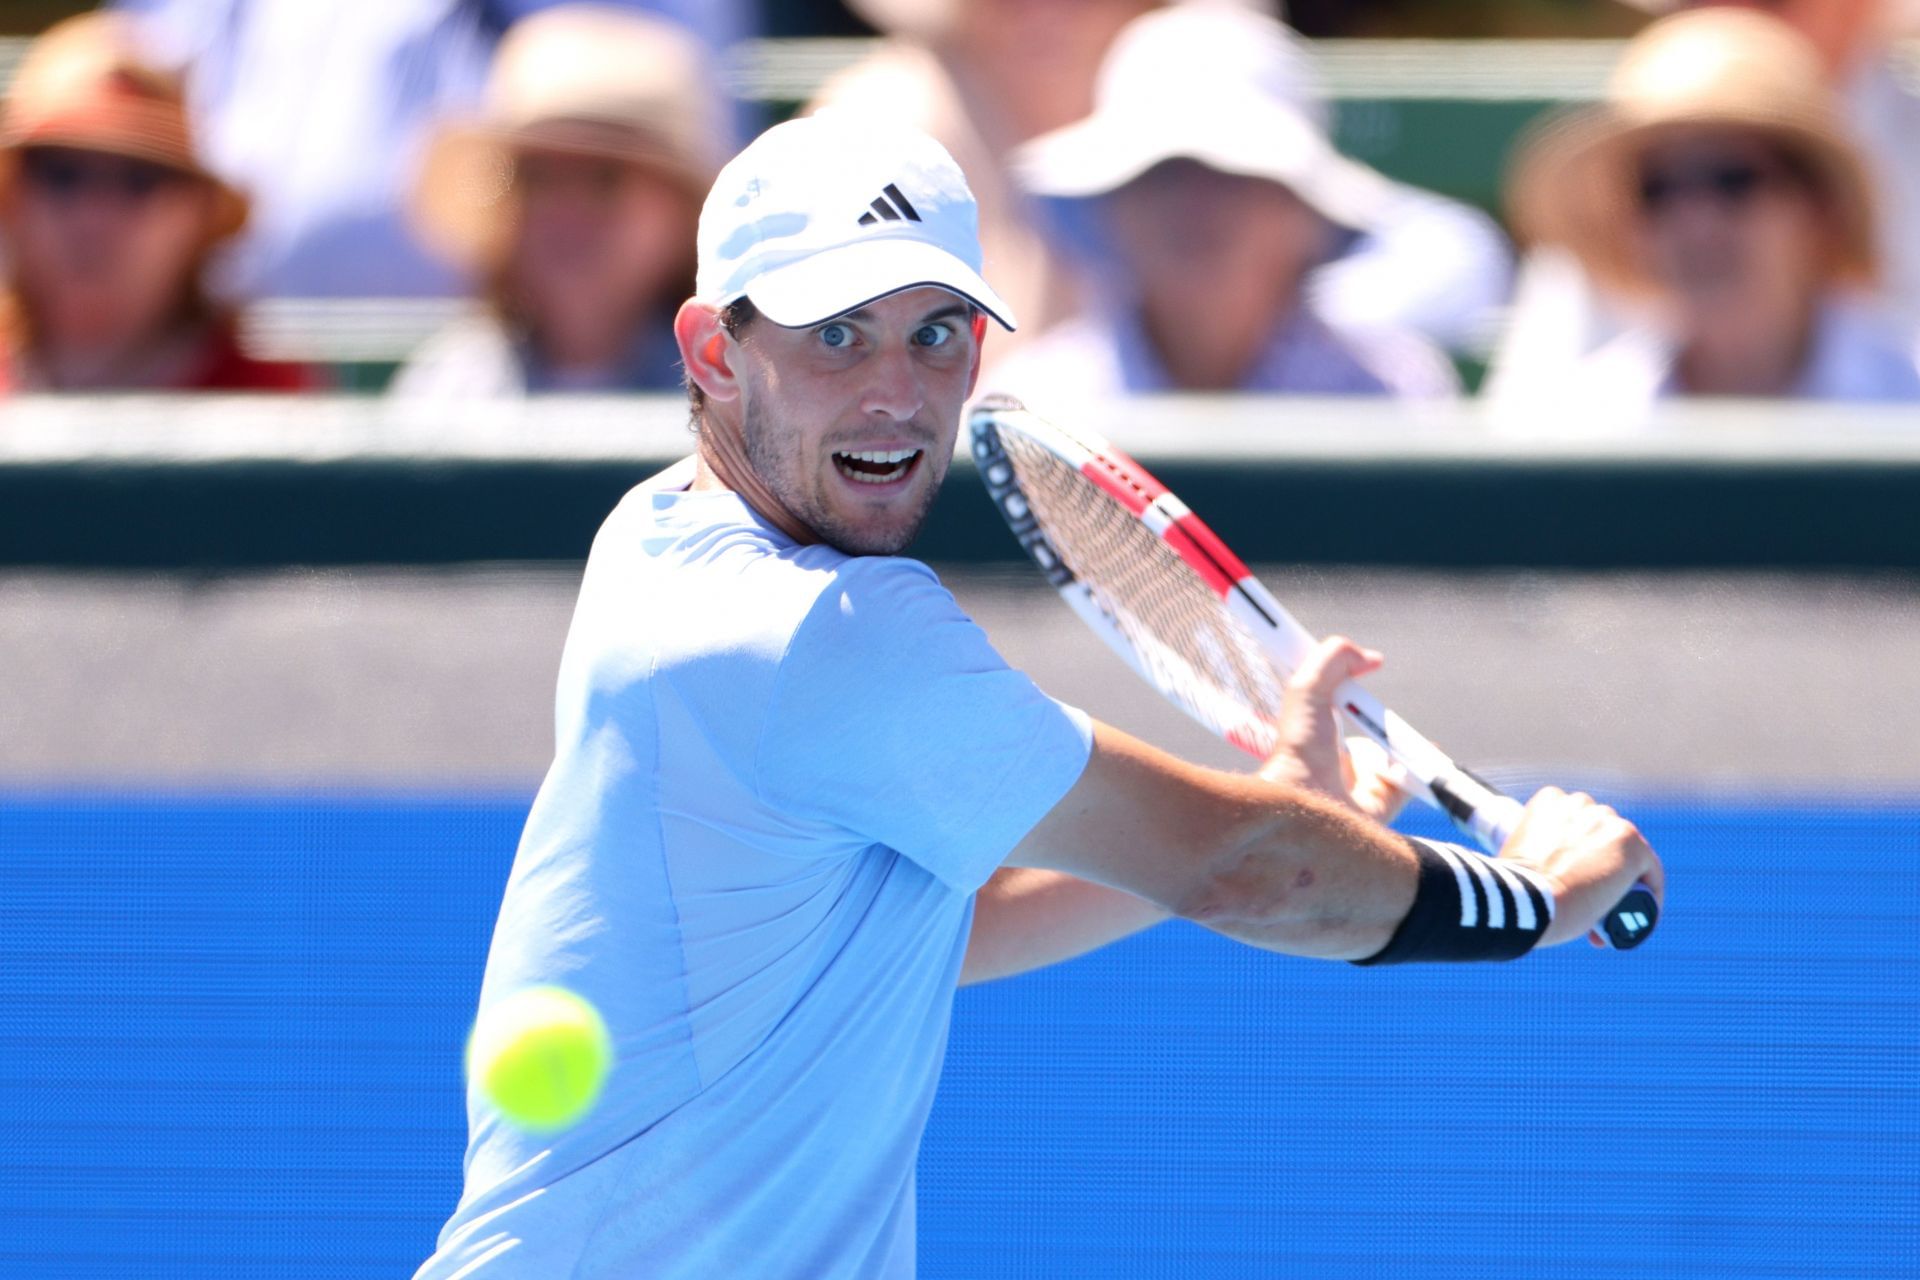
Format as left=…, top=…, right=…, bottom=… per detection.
left=0, top=12, right=318, bottom=392
left=1495, top=9, right=1919, bottom=426
left=809, top=0, right=1159, bottom=362
left=983, top=3, right=1459, bottom=415
left=815, top=0, right=1509, bottom=372
left=390, top=7, right=721, bottom=398
left=1658, top=0, right=1920, bottom=331
left=118, top=0, right=750, bottom=299
left=1490, top=0, right=1920, bottom=400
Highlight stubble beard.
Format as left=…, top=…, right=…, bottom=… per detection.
left=741, top=401, right=946, bottom=557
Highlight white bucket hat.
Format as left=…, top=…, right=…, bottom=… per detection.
left=1012, top=2, right=1390, bottom=231
left=695, top=112, right=1016, bottom=330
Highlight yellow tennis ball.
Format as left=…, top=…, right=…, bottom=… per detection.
left=467, top=985, right=612, bottom=1133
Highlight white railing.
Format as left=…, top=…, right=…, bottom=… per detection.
left=4, top=393, right=1918, bottom=467
left=0, top=36, right=1630, bottom=104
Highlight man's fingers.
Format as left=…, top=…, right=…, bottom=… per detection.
left=1260, top=636, right=1384, bottom=804
left=1285, top=635, right=1383, bottom=705
left=1345, top=736, right=1413, bottom=822
left=1510, top=784, right=1666, bottom=948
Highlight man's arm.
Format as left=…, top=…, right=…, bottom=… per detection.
left=960, top=868, right=1170, bottom=986
left=1007, top=722, right=1423, bottom=960
left=1004, top=641, right=1663, bottom=961
left=961, top=639, right=1418, bottom=982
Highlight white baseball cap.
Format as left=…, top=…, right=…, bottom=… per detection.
left=1014, top=4, right=1390, bottom=232
left=695, top=112, right=1016, bottom=330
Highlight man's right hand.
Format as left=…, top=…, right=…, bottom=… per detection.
left=1500, top=787, right=1665, bottom=948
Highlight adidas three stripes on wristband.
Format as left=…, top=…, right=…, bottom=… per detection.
left=1353, top=837, right=1558, bottom=965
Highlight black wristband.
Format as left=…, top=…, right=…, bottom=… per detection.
left=1352, top=838, right=1556, bottom=966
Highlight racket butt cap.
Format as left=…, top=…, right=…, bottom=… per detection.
left=1601, top=884, right=1659, bottom=950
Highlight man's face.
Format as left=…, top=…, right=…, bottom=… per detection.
left=1631, top=127, right=1830, bottom=322
left=727, top=286, right=982, bottom=556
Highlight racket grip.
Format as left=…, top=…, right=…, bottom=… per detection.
left=1456, top=788, right=1658, bottom=950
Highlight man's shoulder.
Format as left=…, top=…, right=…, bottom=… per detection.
left=598, top=479, right=942, bottom=593
left=582, top=484, right=952, bottom=667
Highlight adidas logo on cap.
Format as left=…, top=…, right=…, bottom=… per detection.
left=857, top=183, right=922, bottom=226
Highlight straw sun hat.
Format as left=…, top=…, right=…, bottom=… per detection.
left=1508, top=8, right=1878, bottom=295
left=0, top=11, right=248, bottom=239
left=411, top=5, right=727, bottom=274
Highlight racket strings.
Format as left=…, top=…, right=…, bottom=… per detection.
left=998, top=430, right=1289, bottom=755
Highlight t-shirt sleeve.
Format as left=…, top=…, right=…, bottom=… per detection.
left=755, top=556, right=1093, bottom=893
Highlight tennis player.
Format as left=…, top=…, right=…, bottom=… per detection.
left=415, top=115, right=1663, bottom=1278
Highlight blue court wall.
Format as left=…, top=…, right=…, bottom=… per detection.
left=0, top=793, right=1915, bottom=1278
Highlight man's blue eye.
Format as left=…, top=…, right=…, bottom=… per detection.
left=915, top=324, right=951, bottom=348
left=819, top=323, right=852, bottom=349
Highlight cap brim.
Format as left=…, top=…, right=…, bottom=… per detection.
left=739, top=235, right=1017, bottom=331
left=1016, top=110, right=1390, bottom=232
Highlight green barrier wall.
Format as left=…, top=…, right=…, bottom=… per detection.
left=5, top=397, right=1918, bottom=570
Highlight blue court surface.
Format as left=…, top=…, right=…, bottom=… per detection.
left=1, top=791, right=1914, bottom=1278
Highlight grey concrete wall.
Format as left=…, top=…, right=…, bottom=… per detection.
left=3, top=566, right=1917, bottom=792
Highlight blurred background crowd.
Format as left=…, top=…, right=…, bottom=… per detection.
left=2, top=0, right=1919, bottom=429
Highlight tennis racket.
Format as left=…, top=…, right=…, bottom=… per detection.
left=969, top=395, right=1657, bottom=951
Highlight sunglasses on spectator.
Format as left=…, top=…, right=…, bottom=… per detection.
left=17, top=148, right=192, bottom=201
left=1638, top=158, right=1798, bottom=214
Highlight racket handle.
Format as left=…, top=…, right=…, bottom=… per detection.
left=1446, top=785, right=1657, bottom=950
left=1467, top=790, right=1526, bottom=853
left=1600, top=883, right=1659, bottom=950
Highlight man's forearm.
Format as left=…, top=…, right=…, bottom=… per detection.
left=960, top=868, right=1171, bottom=985
left=1182, top=786, right=1421, bottom=961
left=1009, top=723, right=1424, bottom=963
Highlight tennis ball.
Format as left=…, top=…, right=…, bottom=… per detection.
left=467, top=985, right=612, bottom=1133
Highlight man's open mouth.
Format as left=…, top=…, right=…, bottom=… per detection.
left=832, top=449, right=923, bottom=485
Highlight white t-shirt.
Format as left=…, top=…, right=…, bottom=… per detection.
left=414, top=468, right=1092, bottom=1279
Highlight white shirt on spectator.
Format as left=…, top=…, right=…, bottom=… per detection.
left=1490, top=296, right=1920, bottom=435
left=985, top=303, right=1458, bottom=426
left=1309, top=179, right=1514, bottom=356
left=388, top=309, right=685, bottom=398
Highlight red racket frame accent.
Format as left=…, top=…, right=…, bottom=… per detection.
left=1077, top=442, right=1161, bottom=516
left=1080, top=441, right=1250, bottom=601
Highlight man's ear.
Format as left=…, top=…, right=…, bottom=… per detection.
left=676, top=299, right=742, bottom=405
